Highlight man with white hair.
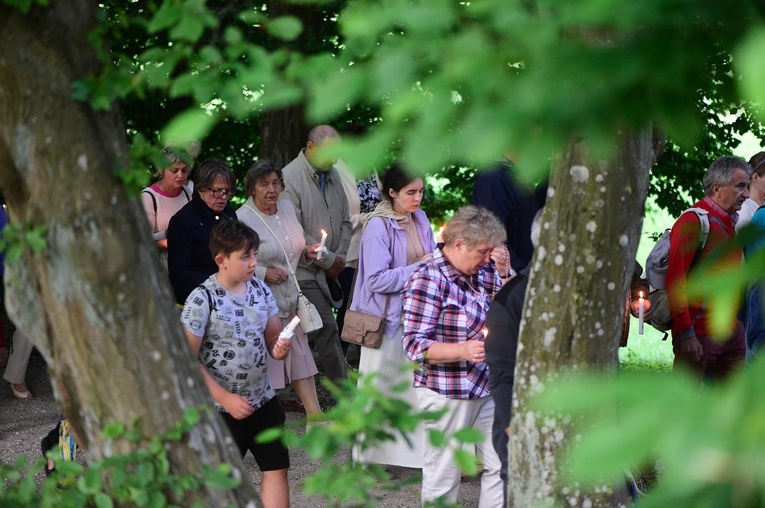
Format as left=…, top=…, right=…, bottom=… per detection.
left=666, top=156, right=750, bottom=380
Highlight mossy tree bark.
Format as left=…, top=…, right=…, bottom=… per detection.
left=506, top=131, right=658, bottom=507
left=0, top=3, right=259, bottom=505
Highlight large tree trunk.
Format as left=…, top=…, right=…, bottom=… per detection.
left=0, top=4, right=259, bottom=505
left=259, top=105, right=307, bottom=168
left=507, top=131, right=655, bottom=507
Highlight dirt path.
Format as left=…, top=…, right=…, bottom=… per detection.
left=0, top=354, right=482, bottom=507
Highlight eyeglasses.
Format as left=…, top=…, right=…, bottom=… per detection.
left=205, top=188, right=232, bottom=199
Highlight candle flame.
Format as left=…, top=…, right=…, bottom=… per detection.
left=639, top=291, right=644, bottom=299
left=481, top=328, right=488, bottom=338
left=321, top=229, right=326, bottom=235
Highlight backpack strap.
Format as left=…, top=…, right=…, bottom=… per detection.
left=682, top=207, right=710, bottom=251
left=199, top=284, right=217, bottom=313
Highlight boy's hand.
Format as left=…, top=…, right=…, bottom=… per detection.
left=221, top=393, right=254, bottom=420
left=272, top=337, right=291, bottom=360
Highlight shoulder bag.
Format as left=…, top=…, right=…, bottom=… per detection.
left=245, top=205, right=323, bottom=334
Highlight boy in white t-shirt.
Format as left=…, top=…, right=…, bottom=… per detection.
left=181, top=219, right=291, bottom=508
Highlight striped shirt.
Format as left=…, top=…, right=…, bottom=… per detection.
left=402, top=247, right=501, bottom=399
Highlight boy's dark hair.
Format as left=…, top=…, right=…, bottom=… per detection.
left=209, top=220, right=260, bottom=259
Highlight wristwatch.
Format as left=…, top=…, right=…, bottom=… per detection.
left=501, top=268, right=516, bottom=279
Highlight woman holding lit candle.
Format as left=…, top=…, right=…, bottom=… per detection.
left=237, top=159, right=323, bottom=416
left=402, top=205, right=510, bottom=506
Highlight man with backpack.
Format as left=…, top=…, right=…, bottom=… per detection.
left=666, top=156, right=751, bottom=381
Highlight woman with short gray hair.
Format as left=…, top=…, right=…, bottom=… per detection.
left=402, top=205, right=511, bottom=507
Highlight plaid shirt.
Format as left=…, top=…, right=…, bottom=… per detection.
left=402, top=247, right=502, bottom=399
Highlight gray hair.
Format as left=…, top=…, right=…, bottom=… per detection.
left=703, top=156, right=751, bottom=196
left=244, top=159, right=284, bottom=197
left=442, top=206, right=507, bottom=248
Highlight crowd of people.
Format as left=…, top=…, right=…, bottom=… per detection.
left=156, top=124, right=530, bottom=506
left=5, top=122, right=765, bottom=506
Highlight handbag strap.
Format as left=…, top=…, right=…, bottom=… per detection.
left=242, top=203, right=304, bottom=294
left=347, top=242, right=390, bottom=316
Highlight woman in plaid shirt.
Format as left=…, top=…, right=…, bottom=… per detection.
left=402, top=205, right=513, bottom=507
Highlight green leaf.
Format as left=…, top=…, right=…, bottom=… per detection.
left=170, top=11, right=206, bottom=42
left=239, top=9, right=265, bottom=25
left=94, top=492, right=114, bottom=508
left=182, top=406, right=201, bottom=428
left=205, top=464, right=240, bottom=490
left=454, top=449, right=477, bottom=476
left=736, top=27, right=765, bottom=123
left=452, top=427, right=484, bottom=445
left=161, top=109, right=217, bottom=147
left=265, top=16, right=303, bottom=41
left=428, top=429, right=446, bottom=448
left=77, top=468, right=104, bottom=494
left=148, top=0, right=181, bottom=33
left=102, top=421, right=126, bottom=439
left=255, top=427, right=282, bottom=444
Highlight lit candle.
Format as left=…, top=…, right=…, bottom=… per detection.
left=280, top=315, right=301, bottom=340
left=317, top=229, right=328, bottom=260
left=481, top=328, right=488, bottom=339
left=638, top=291, right=645, bottom=335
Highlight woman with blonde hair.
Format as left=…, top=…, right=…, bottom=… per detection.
left=141, top=145, right=199, bottom=271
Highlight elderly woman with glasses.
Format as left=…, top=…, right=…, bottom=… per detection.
left=236, top=159, right=323, bottom=417
left=167, top=158, right=238, bottom=305
left=402, top=205, right=511, bottom=508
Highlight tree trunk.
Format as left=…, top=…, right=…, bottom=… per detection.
left=259, top=105, right=307, bottom=168
left=506, top=131, right=655, bottom=507
left=0, top=4, right=259, bottom=505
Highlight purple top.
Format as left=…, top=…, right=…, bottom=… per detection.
left=350, top=209, right=436, bottom=338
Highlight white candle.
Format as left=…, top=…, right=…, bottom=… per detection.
left=317, top=229, right=328, bottom=260
left=638, top=291, right=645, bottom=335
left=280, top=315, right=301, bottom=340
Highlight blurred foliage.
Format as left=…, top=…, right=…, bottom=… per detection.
left=8, top=0, right=765, bottom=502
left=536, top=363, right=765, bottom=507
left=0, top=222, right=48, bottom=262
left=71, top=0, right=764, bottom=218
left=651, top=53, right=765, bottom=216
left=258, top=370, right=481, bottom=507
left=0, top=407, right=239, bottom=507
